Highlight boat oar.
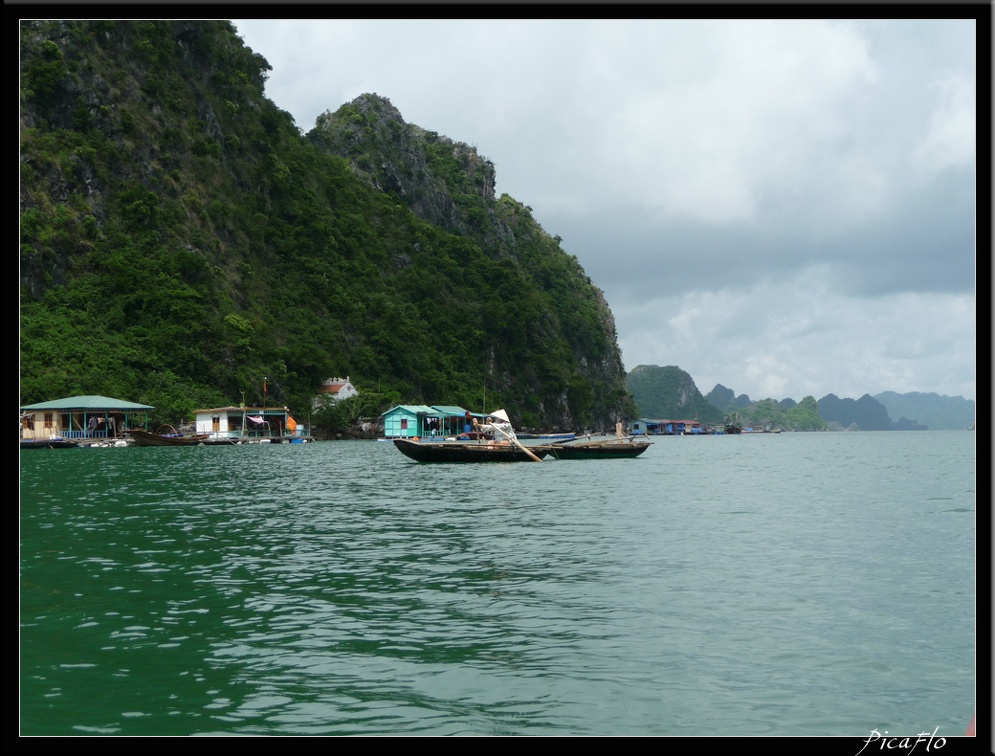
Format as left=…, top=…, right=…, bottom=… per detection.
left=492, top=423, right=543, bottom=462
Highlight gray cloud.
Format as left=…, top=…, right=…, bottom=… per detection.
left=234, top=18, right=977, bottom=401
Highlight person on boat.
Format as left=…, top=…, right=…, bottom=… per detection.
left=460, top=411, right=474, bottom=439
left=475, top=410, right=516, bottom=444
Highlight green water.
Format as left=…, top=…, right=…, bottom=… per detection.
left=20, top=432, right=977, bottom=736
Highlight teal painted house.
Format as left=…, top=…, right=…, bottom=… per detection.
left=380, top=405, right=485, bottom=439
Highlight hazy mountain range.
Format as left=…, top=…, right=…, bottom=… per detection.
left=628, top=365, right=975, bottom=430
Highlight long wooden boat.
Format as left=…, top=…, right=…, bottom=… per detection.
left=20, top=437, right=79, bottom=450
left=128, top=428, right=211, bottom=447
left=543, top=438, right=651, bottom=460
left=393, top=438, right=550, bottom=463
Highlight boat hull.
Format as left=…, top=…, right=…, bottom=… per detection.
left=128, top=429, right=211, bottom=447
left=544, top=441, right=651, bottom=459
left=393, top=438, right=549, bottom=463
left=20, top=438, right=79, bottom=450
left=518, top=432, right=576, bottom=442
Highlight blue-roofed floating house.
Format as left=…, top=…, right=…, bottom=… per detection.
left=629, top=418, right=704, bottom=436
left=380, top=405, right=488, bottom=439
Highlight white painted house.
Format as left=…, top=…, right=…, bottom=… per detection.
left=313, top=376, right=359, bottom=409
left=193, top=405, right=307, bottom=441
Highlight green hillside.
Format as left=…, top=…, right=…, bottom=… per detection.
left=628, top=365, right=826, bottom=431
left=19, top=20, right=636, bottom=431
left=626, top=365, right=724, bottom=423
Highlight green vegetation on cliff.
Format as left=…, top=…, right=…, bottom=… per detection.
left=19, top=20, right=634, bottom=431
left=732, top=396, right=827, bottom=431
left=628, top=365, right=827, bottom=431
left=626, top=365, right=724, bottom=424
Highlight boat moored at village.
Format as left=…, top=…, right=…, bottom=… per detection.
left=127, top=428, right=214, bottom=446
left=20, top=437, right=79, bottom=450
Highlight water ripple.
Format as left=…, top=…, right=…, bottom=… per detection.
left=21, top=434, right=976, bottom=735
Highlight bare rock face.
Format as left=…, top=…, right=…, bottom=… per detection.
left=310, top=93, right=634, bottom=431
left=310, top=94, right=496, bottom=236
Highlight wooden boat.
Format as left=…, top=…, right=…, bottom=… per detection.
left=128, top=428, right=211, bottom=447
left=540, top=431, right=576, bottom=441
left=393, top=438, right=550, bottom=463
left=517, top=431, right=576, bottom=442
left=724, top=413, right=743, bottom=434
left=20, top=437, right=79, bottom=450
left=543, top=437, right=651, bottom=460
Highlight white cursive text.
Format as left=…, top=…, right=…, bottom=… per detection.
left=856, top=728, right=947, bottom=756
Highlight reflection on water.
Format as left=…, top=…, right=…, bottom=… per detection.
left=21, top=434, right=975, bottom=735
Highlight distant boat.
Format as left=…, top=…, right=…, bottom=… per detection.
left=517, top=432, right=575, bottom=441
left=539, top=431, right=576, bottom=441
left=393, top=438, right=549, bottom=463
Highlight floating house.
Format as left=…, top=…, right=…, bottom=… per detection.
left=193, top=405, right=309, bottom=443
left=381, top=405, right=487, bottom=439
left=630, top=418, right=703, bottom=435
left=20, top=395, right=154, bottom=441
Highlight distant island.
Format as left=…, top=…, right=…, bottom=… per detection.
left=628, top=365, right=975, bottom=431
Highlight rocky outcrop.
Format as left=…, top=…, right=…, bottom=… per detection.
left=310, top=93, right=633, bottom=430
left=310, top=94, right=496, bottom=236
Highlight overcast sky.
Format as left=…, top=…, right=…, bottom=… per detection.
left=232, top=18, right=977, bottom=403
